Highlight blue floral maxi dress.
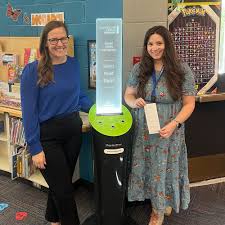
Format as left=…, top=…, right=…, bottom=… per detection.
left=127, top=63, right=196, bottom=213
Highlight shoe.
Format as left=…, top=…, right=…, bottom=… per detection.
left=164, top=206, right=172, bottom=216
left=148, top=208, right=164, bottom=225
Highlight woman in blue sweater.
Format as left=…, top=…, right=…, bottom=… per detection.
left=21, top=21, right=92, bottom=225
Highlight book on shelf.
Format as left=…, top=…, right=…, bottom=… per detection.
left=24, top=48, right=40, bottom=65
left=12, top=152, right=18, bottom=179
left=11, top=145, right=23, bottom=180
left=16, top=150, right=23, bottom=178
left=10, top=117, right=25, bottom=146
left=0, top=120, right=4, bottom=133
left=7, top=64, right=23, bottom=84
left=7, top=64, right=17, bottom=84
left=10, top=117, right=36, bottom=180
left=11, top=145, right=36, bottom=180
left=0, top=52, right=18, bottom=66
left=0, top=86, right=21, bottom=110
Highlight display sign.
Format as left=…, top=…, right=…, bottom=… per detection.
left=31, top=12, right=64, bottom=26
left=168, top=1, right=220, bottom=91
left=96, top=18, right=122, bottom=115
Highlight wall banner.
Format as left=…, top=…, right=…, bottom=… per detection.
left=31, top=12, right=64, bottom=26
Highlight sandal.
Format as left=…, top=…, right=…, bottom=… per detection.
left=148, top=208, right=164, bottom=225
left=164, top=206, right=172, bottom=216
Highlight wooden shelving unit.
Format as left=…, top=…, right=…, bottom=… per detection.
left=0, top=107, right=90, bottom=188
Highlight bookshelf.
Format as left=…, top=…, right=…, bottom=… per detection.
left=0, top=36, right=89, bottom=188
left=0, top=107, right=90, bottom=188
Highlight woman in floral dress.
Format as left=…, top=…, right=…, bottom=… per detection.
left=124, top=26, right=196, bottom=225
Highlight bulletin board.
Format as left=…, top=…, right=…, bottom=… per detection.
left=0, top=35, right=74, bottom=82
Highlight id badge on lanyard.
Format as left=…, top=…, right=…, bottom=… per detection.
left=151, top=67, right=164, bottom=103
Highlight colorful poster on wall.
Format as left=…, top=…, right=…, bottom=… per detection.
left=31, top=12, right=64, bottom=26
left=88, top=40, right=96, bottom=89
left=168, top=1, right=221, bottom=91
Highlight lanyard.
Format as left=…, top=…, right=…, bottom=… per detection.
left=151, top=66, right=164, bottom=103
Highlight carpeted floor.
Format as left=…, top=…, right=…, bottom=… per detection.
left=0, top=172, right=225, bottom=225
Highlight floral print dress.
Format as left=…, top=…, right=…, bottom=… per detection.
left=127, top=63, right=196, bottom=213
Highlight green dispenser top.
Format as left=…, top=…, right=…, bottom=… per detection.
left=88, top=104, right=133, bottom=136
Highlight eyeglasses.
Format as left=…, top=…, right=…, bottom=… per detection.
left=48, top=36, right=69, bottom=45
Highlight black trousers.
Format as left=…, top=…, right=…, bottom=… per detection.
left=39, top=112, right=82, bottom=225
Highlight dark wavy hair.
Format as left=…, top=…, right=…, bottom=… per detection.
left=37, top=20, right=69, bottom=87
left=138, top=26, right=185, bottom=101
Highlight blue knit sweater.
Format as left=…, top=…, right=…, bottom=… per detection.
left=21, top=56, right=92, bottom=156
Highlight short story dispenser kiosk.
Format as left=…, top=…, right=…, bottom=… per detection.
left=83, top=19, right=137, bottom=225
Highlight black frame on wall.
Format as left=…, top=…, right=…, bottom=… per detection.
left=87, top=40, right=96, bottom=89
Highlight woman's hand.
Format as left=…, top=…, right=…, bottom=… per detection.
left=124, top=87, right=146, bottom=108
left=159, top=121, right=177, bottom=138
left=32, top=151, right=46, bottom=169
left=133, top=97, right=146, bottom=108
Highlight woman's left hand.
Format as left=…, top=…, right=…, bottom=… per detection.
left=159, top=121, right=177, bottom=138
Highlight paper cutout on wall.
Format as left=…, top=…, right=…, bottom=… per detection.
left=6, top=3, right=22, bottom=22
left=23, top=12, right=30, bottom=24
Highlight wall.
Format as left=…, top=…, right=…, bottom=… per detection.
left=123, top=0, right=168, bottom=91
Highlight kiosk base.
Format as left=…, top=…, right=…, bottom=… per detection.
left=82, top=214, right=138, bottom=225
left=86, top=105, right=136, bottom=225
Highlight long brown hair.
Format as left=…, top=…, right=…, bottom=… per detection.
left=138, top=26, right=185, bottom=101
left=37, top=20, right=69, bottom=87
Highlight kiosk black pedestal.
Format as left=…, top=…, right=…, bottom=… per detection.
left=82, top=105, right=137, bottom=225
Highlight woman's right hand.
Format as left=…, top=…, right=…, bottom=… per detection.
left=133, top=97, right=146, bottom=108
left=32, top=151, right=46, bottom=169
